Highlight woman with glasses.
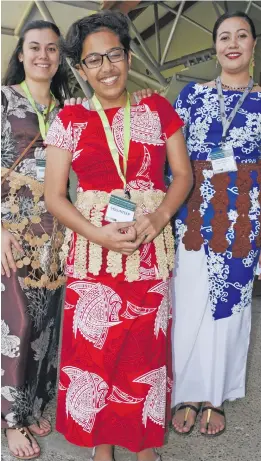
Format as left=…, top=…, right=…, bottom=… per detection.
left=44, top=11, right=192, bottom=461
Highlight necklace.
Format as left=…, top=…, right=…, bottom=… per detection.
left=221, top=81, right=256, bottom=91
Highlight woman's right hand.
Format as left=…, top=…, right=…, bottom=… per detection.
left=63, top=97, right=88, bottom=106
left=95, top=222, right=142, bottom=255
left=1, top=228, right=23, bottom=277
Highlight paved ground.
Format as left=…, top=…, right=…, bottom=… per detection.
left=2, top=285, right=261, bottom=461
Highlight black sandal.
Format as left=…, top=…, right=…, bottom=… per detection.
left=4, top=427, right=40, bottom=460
left=200, top=406, right=226, bottom=437
left=172, top=404, right=200, bottom=435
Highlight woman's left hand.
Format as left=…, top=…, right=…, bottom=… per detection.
left=134, top=210, right=170, bottom=245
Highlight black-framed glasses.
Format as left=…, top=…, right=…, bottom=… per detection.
left=81, top=47, right=126, bottom=69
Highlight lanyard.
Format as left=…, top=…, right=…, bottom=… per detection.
left=92, top=92, right=131, bottom=191
left=216, top=76, right=253, bottom=144
left=20, top=81, right=56, bottom=140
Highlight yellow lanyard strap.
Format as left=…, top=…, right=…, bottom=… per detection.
left=20, top=80, right=56, bottom=140
left=92, top=92, right=131, bottom=190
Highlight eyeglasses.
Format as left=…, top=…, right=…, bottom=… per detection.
left=81, top=47, right=126, bottom=69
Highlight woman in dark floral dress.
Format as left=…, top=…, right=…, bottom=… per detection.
left=1, top=20, right=70, bottom=459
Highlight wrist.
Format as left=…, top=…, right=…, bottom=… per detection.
left=87, top=226, right=104, bottom=246
left=154, top=208, right=171, bottom=227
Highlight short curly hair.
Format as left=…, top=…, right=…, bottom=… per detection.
left=64, top=11, right=131, bottom=68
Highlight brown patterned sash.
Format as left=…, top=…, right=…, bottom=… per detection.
left=182, top=160, right=261, bottom=257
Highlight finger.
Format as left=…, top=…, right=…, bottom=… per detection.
left=143, top=234, right=153, bottom=244
left=114, top=222, right=137, bottom=236
left=116, top=240, right=139, bottom=251
left=69, top=98, right=76, bottom=106
left=82, top=97, right=88, bottom=102
left=10, top=236, right=23, bottom=253
left=141, top=88, right=150, bottom=98
left=121, top=249, right=135, bottom=255
left=117, top=229, right=137, bottom=243
left=135, top=233, right=148, bottom=247
left=132, top=92, right=141, bottom=104
left=76, top=97, right=82, bottom=104
left=5, top=249, right=17, bottom=273
left=1, top=255, right=10, bottom=278
left=1, top=263, right=6, bottom=276
left=64, top=99, right=69, bottom=106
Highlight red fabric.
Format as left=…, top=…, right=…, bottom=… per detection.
left=46, top=94, right=180, bottom=450
left=46, top=94, right=183, bottom=194
left=46, top=94, right=183, bottom=281
left=56, top=277, right=173, bottom=452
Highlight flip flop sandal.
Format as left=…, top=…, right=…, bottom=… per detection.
left=29, top=419, right=52, bottom=437
left=4, top=427, right=40, bottom=460
left=172, top=404, right=200, bottom=435
left=200, top=406, right=226, bottom=437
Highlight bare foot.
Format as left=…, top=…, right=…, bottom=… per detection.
left=172, top=402, right=200, bottom=433
left=5, top=427, right=40, bottom=459
left=28, top=417, right=51, bottom=436
left=137, top=448, right=159, bottom=461
left=93, top=444, right=114, bottom=461
left=200, top=402, right=225, bottom=435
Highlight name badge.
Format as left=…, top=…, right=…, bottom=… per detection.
left=210, top=146, right=238, bottom=174
left=105, top=194, right=136, bottom=223
left=36, top=159, right=46, bottom=182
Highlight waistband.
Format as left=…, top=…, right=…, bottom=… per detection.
left=61, top=188, right=174, bottom=282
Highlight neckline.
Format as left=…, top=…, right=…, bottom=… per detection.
left=194, top=82, right=260, bottom=94
left=8, top=85, right=50, bottom=108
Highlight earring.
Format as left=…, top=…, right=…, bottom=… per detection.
left=216, top=58, right=219, bottom=69
left=251, top=53, right=255, bottom=68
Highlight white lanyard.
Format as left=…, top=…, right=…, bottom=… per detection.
left=216, top=76, right=253, bottom=144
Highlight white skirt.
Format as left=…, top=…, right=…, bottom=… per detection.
left=171, top=242, right=252, bottom=407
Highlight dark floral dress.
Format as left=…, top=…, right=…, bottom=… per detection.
left=1, top=86, right=65, bottom=428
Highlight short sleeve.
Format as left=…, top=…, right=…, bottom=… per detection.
left=173, top=82, right=195, bottom=138
left=45, top=105, right=87, bottom=154
left=149, top=93, right=184, bottom=139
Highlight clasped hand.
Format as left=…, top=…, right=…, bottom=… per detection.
left=97, top=211, right=167, bottom=255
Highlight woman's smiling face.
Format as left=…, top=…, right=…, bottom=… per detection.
left=215, top=17, right=256, bottom=74
left=79, top=28, right=131, bottom=103
left=19, top=28, right=60, bottom=83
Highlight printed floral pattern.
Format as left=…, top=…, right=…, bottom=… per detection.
left=168, top=83, right=261, bottom=320
left=1, top=86, right=63, bottom=427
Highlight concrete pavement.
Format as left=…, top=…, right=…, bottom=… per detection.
left=2, top=291, right=260, bottom=461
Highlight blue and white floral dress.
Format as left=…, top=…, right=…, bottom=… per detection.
left=169, top=83, right=261, bottom=407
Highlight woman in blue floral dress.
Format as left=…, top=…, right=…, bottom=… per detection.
left=170, top=12, right=261, bottom=436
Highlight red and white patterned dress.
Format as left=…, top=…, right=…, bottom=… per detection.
left=45, top=94, right=183, bottom=452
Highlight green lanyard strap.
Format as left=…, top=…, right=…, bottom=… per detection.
left=20, top=81, right=56, bottom=140
left=92, top=92, right=131, bottom=190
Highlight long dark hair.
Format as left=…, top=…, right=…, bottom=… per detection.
left=64, top=11, right=131, bottom=68
left=213, top=11, right=256, bottom=44
left=2, top=20, right=70, bottom=104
